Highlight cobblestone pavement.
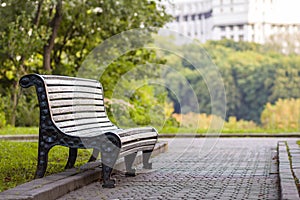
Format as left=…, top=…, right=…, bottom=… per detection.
left=58, top=138, right=297, bottom=200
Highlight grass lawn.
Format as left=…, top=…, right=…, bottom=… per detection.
left=0, top=127, right=38, bottom=135
left=0, top=141, right=92, bottom=192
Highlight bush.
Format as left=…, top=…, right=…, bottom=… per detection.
left=223, top=116, right=258, bottom=130
left=261, top=98, right=300, bottom=130
left=172, top=113, right=258, bottom=131
left=105, top=95, right=178, bottom=130
left=16, top=88, right=39, bottom=127
left=172, top=112, right=224, bottom=130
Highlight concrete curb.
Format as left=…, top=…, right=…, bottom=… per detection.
left=278, top=141, right=300, bottom=200
left=0, top=142, right=168, bottom=200
left=0, top=135, right=38, bottom=141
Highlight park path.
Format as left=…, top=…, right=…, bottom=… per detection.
left=58, top=138, right=296, bottom=200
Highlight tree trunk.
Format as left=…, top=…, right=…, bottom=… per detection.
left=10, top=81, right=20, bottom=126
left=43, top=0, right=62, bottom=71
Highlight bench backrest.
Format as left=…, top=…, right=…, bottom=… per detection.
left=20, top=74, right=118, bottom=137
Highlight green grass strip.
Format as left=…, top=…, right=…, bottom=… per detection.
left=0, top=141, right=91, bottom=192
left=0, top=127, right=38, bottom=135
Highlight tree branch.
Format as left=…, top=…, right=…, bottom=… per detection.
left=33, top=0, right=44, bottom=26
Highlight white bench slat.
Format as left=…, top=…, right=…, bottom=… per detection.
left=51, top=105, right=105, bottom=115
left=65, top=126, right=119, bottom=137
left=44, top=79, right=101, bottom=88
left=55, top=117, right=111, bottom=128
left=50, top=99, right=104, bottom=107
left=48, top=92, right=103, bottom=100
left=122, top=139, right=157, bottom=151
left=47, top=86, right=102, bottom=94
left=120, top=132, right=158, bottom=143
left=118, top=127, right=155, bottom=137
left=42, top=75, right=99, bottom=83
left=53, top=112, right=107, bottom=122
left=62, top=122, right=115, bottom=133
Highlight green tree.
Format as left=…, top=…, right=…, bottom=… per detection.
left=0, top=0, right=172, bottom=126
left=162, top=39, right=300, bottom=124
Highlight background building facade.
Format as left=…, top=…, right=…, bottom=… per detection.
left=164, top=0, right=300, bottom=44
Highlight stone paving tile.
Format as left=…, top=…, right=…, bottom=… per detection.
left=58, top=138, right=298, bottom=200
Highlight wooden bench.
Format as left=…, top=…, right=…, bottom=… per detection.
left=19, top=74, right=158, bottom=188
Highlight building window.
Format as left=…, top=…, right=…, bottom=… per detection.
left=198, top=13, right=202, bottom=20
left=204, top=10, right=212, bottom=19
left=238, top=25, right=244, bottom=30
left=220, top=26, right=226, bottom=31
left=221, top=36, right=226, bottom=39
left=239, top=35, right=244, bottom=41
left=230, top=35, right=234, bottom=39
left=184, top=15, right=188, bottom=21
left=230, top=26, right=234, bottom=31
left=176, top=16, right=179, bottom=22
left=191, top=14, right=196, bottom=21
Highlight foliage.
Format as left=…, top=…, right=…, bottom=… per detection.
left=0, top=0, right=172, bottom=127
left=172, top=112, right=258, bottom=131
left=261, top=98, right=300, bottom=130
left=104, top=85, right=178, bottom=130
left=223, top=116, right=258, bottom=131
left=0, top=141, right=91, bottom=192
left=0, top=95, right=6, bottom=128
left=161, top=39, right=300, bottom=124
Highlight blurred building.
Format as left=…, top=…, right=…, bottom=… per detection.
left=163, top=0, right=300, bottom=44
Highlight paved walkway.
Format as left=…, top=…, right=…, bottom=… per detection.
left=58, top=138, right=297, bottom=200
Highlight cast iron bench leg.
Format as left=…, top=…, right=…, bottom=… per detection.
left=65, top=148, right=78, bottom=169
left=101, top=134, right=121, bottom=188
left=143, top=150, right=153, bottom=169
left=125, top=152, right=137, bottom=176
left=88, top=149, right=100, bottom=162
left=101, top=149, right=119, bottom=188
left=35, top=144, right=52, bottom=178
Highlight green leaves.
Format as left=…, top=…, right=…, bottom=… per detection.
left=0, top=0, right=172, bottom=126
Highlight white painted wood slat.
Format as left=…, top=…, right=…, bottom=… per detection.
left=53, top=112, right=107, bottom=122
left=48, top=93, right=103, bottom=100
left=50, top=99, right=104, bottom=107
left=47, top=86, right=102, bottom=94
left=51, top=105, right=105, bottom=115
left=55, top=117, right=111, bottom=128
